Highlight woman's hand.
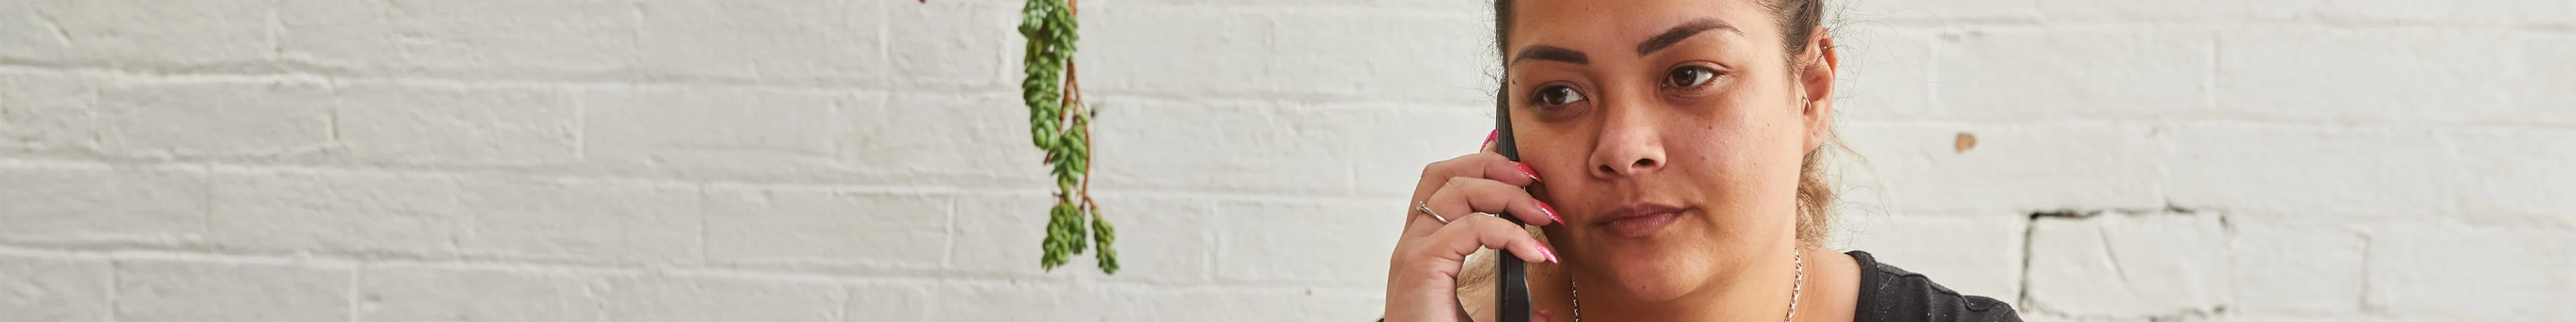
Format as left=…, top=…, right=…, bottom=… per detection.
left=1384, top=131, right=1563, bottom=322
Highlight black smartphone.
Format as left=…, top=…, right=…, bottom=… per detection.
left=1492, top=98, right=1533, bottom=322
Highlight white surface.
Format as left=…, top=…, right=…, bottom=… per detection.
left=1, top=0, right=2571, bottom=321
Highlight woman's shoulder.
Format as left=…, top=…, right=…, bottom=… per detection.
left=1847, top=250, right=2023, bottom=322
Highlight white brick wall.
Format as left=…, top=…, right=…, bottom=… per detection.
left=0, top=0, right=2569, bottom=321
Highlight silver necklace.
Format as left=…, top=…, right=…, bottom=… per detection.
left=1570, top=251, right=1802, bottom=322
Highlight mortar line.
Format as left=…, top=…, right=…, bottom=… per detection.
left=347, top=264, right=362, bottom=322
left=107, top=257, right=122, bottom=322
left=0, top=158, right=1425, bottom=203
left=0, top=242, right=1379, bottom=290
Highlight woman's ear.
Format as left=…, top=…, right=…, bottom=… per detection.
left=1796, top=28, right=1838, bottom=152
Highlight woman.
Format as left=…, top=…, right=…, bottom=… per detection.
left=1383, top=0, right=2021, bottom=321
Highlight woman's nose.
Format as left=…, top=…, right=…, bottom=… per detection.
left=1590, top=105, right=1667, bottom=178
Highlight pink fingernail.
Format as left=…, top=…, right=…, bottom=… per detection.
left=1537, top=242, right=1560, bottom=263
left=1515, top=162, right=1542, bottom=182
left=1485, top=129, right=1499, bottom=145
left=1537, top=201, right=1562, bottom=225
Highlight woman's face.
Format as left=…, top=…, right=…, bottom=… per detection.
left=1509, top=0, right=1835, bottom=301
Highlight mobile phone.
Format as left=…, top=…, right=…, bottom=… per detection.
left=1493, top=98, right=1533, bottom=322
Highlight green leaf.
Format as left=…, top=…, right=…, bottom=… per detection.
left=1090, top=211, right=1118, bottom=274
left=1020, top=0, right=1113, bottom=275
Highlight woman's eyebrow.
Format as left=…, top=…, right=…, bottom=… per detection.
left=1635, top=18, right=1740, bottom=56
left=1511, top=45, right=1591, bottom=65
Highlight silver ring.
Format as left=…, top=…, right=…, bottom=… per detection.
left=1415, top=201, right=1449, bottom=223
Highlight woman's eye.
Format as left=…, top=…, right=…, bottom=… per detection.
left=1665, top=66, right=1718, bottom=88
left=1534, top=85, right=1586, bottom=106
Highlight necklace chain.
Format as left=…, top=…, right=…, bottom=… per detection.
left=1568, top=251, right=1802, bottom=322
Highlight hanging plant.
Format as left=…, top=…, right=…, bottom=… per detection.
left=1015, top=0, right=1116, bottom=274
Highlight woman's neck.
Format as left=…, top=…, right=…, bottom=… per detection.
left=1534, top=247, right=1858, bottom=322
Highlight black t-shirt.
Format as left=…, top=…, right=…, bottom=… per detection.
left=1849, top=250, right=2023, bottom=322
left=1379, top=250, right=2023, bottom=321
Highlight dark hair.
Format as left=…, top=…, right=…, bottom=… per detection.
left=1493, top=0, right=1836, bottom=246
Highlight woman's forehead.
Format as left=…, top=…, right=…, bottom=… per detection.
left=1505, top=0, right=1783, bottom=50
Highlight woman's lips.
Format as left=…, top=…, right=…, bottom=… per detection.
left=1595, top=203, right=1688, bottom=238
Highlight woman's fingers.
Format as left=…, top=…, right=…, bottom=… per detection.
left=1430, top=153, right=1541, bottom=187
left=1424, top=176, right=1560, bottom=231
left=1405, top=152, right=1544, bottom=234
left=1427, top=214, right=1559, bottom=264
left=1387, top=213, right=1552, bottom=322
left=1383, top=130, right=1559, bottom=322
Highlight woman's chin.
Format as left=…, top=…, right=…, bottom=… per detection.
left=1596, top=268, right=1707, bottom=302
left=1571, top=221, right=1727, bottom=301
left=1583, top=248, right=1716, bottom=302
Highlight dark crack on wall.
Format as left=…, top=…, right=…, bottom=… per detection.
left=2018, top=206, right=2231, bottom=321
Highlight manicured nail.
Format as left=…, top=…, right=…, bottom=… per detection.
left=1536, top=242, right=1560, bottom=263
left=1485, top=129, right=1500, bottom=145
left=1536, top=201, right=1562, bottom=225
left=1514, top=162, right=1542, bottom=182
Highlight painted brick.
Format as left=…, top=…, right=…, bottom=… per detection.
left=598, top=274, right=845, bottom=322
left=0, top=1, right=72, bottom=63
left=1212, top=199, right=1403, bottom=287
left=1267, top=11, right=1493, bottom=103
left=0, top=1, right=2567, bottom=321
left=1085, top=194, right=1218, bottom=282
left=849, top=282, right=932, bottom=321
left=3, top=0, right=270, bottom=66
left=207, top=171, right=464, bottom=257
left=279, top=0, right=639, bottom=75
left=2159, top=123, right=2455, bottom=218
left=92, top=80, right=335, bottom=156
left=2216, top=28, right=2520, bottom=124
left=1841, top=0, right=2041, bottom=23
left=2363, top=224, right=2565, bottom=319
left=847, top=91, right=1046, bottom=185
left=882, top=0, right=1012, bottom=87
left=1119, top=0, right=1468, bottom=9
left=2023, top=211, right=2228, bottom=318
left=635, top=0, right=878, bottom=83
left=2226, top=219, right=2365, bottom=315
left=1340, top=103, right=1496, bottom=197
left=453, top=178, right=703, bottom=263
left=0, top=71, right=99, bottom=150
left=704, top=188, right=949, bottom=268
left=944, top=192, right=1055, bottom=275
left=0, top=166, right=207, bottom=244
left=1079, top=7, right=1276, bottom=97
left=1088, top=99, right=1359, bottom=194
left=335, top=82, right=580, bottom=165
left=1937, top=29, right=2212, bottom=121
left=115, top=260, right=350, bottom=322
left=1126, top=286, right=1387, bottom=321
left=0, top=255, right=112, bottom=322
left=580, top=85, right=847, bottom=180
left=2032, top=0, right=2312, bottom=22
left=2514, top=33, right=2576, bottom=125
left=2296, top=0, right=2576, bottom=26
left=1827, top=26, right=1941, bottom=121
left=1836, top=121, right=2165, bottom=213
left=2450, top=129, right=2576, bottom=226
left=924, top=282, right=1134, bottom=321
left=357, top=268, right=604, bottom=322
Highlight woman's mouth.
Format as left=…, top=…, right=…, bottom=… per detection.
left=1595, top=203, right=1688, bottom=238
